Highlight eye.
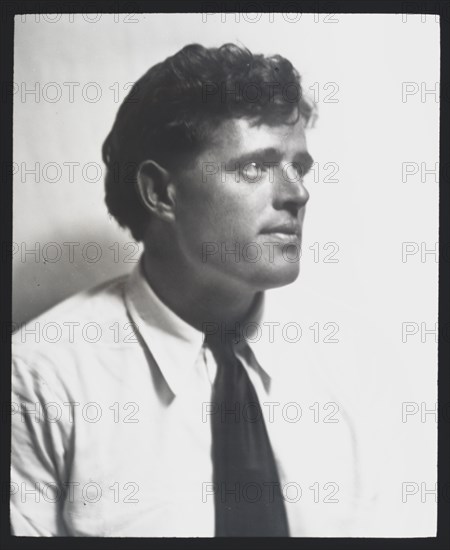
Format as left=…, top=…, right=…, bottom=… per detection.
left=242, top=161, right=263, bottom=182
left=284, top=162, right=304, bottom=182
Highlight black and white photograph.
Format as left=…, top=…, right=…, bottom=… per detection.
left=5, top=3, right=445, bottom=541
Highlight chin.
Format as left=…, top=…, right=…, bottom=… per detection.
left=250, top=262, right=301, bottom=291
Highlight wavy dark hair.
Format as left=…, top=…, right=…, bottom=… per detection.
left=102, top=43, right=313, bottom=241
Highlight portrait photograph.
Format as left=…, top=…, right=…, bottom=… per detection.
left=4, top=3, right=444, bottom=543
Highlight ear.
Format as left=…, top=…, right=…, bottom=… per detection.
left=135, top=160, right=177, bottom=222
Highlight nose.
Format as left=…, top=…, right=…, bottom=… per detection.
left=273, top=166, right=310, bottom=214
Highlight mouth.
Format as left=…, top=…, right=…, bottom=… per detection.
left=260, top=222, right=301, bottom=243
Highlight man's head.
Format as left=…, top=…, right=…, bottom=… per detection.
left=103, top=43, right=314, bottom=293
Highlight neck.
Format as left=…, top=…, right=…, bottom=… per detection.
left=141, top=250, right=261, bottom=333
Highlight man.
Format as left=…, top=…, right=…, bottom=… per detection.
left=11, top=43, right=372, bottom=536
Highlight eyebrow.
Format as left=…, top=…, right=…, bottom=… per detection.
left=226, top=147, right=315, bottom=174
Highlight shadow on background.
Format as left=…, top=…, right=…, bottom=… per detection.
left=13, top=226, right=140, bottom=328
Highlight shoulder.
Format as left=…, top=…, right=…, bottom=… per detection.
left=13, top=273, right=129, bottom=344
left=12, top=273, right=132, bottom=398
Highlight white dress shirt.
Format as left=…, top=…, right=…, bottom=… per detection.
left=12, top=260, right=386, bottom=537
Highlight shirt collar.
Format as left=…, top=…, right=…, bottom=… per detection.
left=124, top=261, right=205, bottom=397
left=237, top=290, right=281, bottom=382
left=240, top=280, right=309, bottom=383
left=124, top=260, right=278, bottom=396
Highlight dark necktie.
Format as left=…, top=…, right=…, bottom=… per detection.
left=207, top=334, right=290, bottom=537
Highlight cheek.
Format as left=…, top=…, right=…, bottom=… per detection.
left=176, top=171, right=273, bottom=253
left=174, top=187, right=235, bottom=249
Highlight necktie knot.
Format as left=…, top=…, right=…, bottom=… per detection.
left=205, top=333, right=239, bottom=375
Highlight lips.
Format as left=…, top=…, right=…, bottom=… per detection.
left=260, top=222, right=300, bottom=236
left=259, top=222, right=301, bottom=246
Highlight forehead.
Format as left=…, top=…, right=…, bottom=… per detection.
left=203, top=116, right=308, bottom=159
